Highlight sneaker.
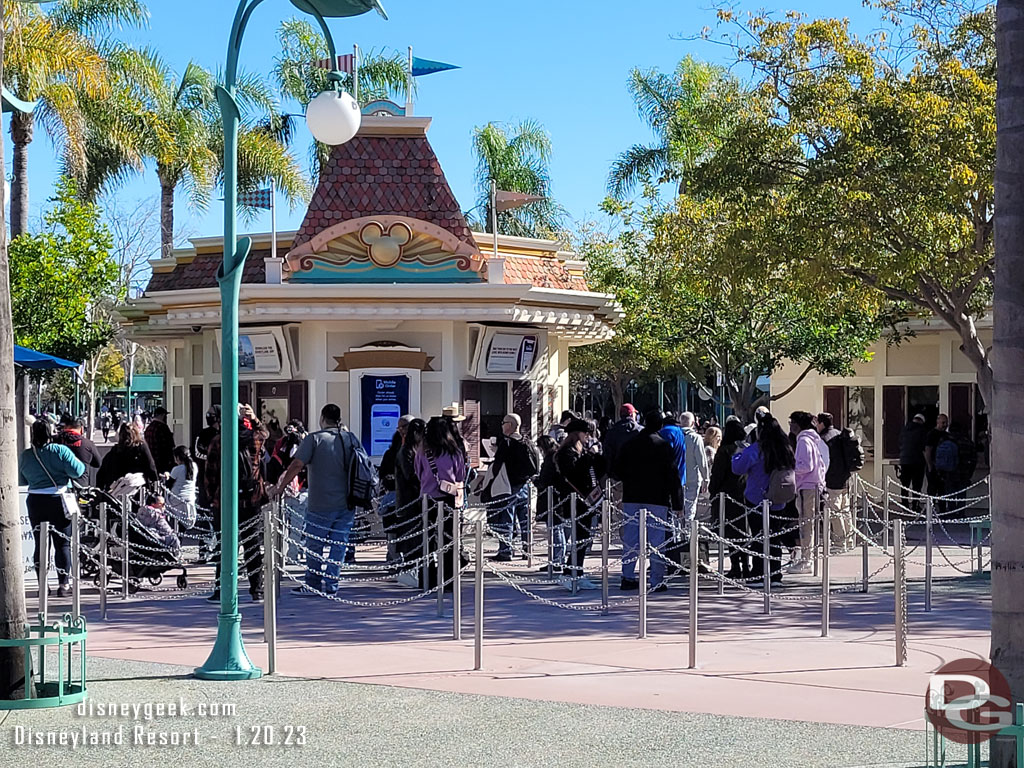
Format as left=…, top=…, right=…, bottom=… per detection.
left=788, top=560, right=813, bottom=575
left=290, top=585, right=319, bottom=597
left=56, top=585, right=71, bottom=598
left=395, top=571, right=419, bottom=588
left=576, top=577, right=601, bottom=591
left=619, top=577, right=639, bottom=591
left=206, top=591, right=220, bottom=602
left=250, top=591, right=264, bottom=603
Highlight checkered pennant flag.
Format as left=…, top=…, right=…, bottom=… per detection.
left=238, top=188, right=273, bottom=210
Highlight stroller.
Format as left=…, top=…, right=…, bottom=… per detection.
left=79, top=484, right=190, bottom=594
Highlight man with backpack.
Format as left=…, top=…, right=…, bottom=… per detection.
left=486, top=413, right=541, bottom=561
left=271, top=403, right=376, bottom=596
left=945, top=421, right=977, bottom=502
left=816, top=412, right=865, bottom=553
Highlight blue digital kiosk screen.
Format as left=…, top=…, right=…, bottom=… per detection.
left=360, top=374, right=409, bottom=455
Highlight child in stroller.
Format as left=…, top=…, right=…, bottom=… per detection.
left=138, top=494, right=181, bottom=551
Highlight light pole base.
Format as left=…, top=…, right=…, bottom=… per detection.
left=194, top=612, right=262, bottom=681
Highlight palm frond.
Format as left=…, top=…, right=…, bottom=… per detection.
left=608, top=144, right=670, bottom=199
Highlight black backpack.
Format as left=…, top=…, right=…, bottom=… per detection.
left=840, top=429, right=865, bottom=473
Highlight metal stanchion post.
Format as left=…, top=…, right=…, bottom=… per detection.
left=436, top=501, right=445, bottom=618
left=453, top=505, right=462, bottom=640
left=822, top=505, right=830, bottom=638
left=474, top=520, right=484, bottom=671
left=717, top=493, right=725, bottom=596
left=527, top=486, right=535, bottom=569
left=263, top=502, right=277, bottom=674
left=546, top=486, right=554, bottom=579
left=39, top=520, right=50, bottom=621
left=862, top=538, right=870, bottom=593
left=688, top=518, right=698, bottom=669
left=601, top=497, right=610, bottom=616
left=121, top=497, right=129, bottom=600
left=99, top=502, right=108, bottom=620
left=894, top=519, right=907, bottom=667
left=925, top=497, right=933, bottom=612
left=812, top=487, right=820, bottom=579
left=761, top=500, right=771, bottom=616
left=883, top=475, right=891, bottom=550
left=421, top=496, right=429, bottom=592
left=638, top=507, right=647, bottom=639
left=570, top=493, right=578, bottom=596
left=275, top=498, right=283, bottom=598
left=71, top=512, right=81, bottom=619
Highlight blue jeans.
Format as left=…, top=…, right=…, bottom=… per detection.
left=621, top=503, right=670, bottom=587
left=551, top=522, right=567, bottom=567
left=303, top=507, right=355, bottom=593
left=492, top=486, right=530, bottom=557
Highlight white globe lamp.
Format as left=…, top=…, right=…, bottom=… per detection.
left=306, top=90, right=361, bottom=146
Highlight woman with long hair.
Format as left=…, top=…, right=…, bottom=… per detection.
left=19, top=420, right=86, bottom=597
left=166, top=445, right=198, bottom=528
left=392, top=418, right=426, bottom=585
left=97, top=422, right=159, bottom=490
left=709, top=419, right=749, bottom=578
left=731, top=413, right=794, bottom=583
left=414, top=416, right=467, bottom=590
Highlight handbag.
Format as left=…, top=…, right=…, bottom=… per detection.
left=32, top=445, right=81, bottom=520
left=426, top=450, right=465, bottom=507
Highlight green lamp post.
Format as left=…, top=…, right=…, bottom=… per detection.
left=195, top=0, right=387, bottom=682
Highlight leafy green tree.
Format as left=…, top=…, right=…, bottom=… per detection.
left=9, top=178, right=122, bottom=363
left=2, top=0, right=148, bottom=237
left=471, top=120, right=566, bottom=238
left=696, top=5, right=997, bottom=404
left=608, top=56, right=741, bottom=199
left=992, top=0, right=1024, bottom=761
left=273, top=18, right=409, bottom=179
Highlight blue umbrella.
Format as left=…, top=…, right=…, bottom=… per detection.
left=14, top=345, right=79, bottom=370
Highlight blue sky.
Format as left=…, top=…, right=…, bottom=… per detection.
left=7, top=0, right=884, bottom=251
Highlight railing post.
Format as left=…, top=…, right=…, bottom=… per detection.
left=861, top=537, right=870, bottom=594
left=121, top=495, right=129, bottom=600
left=894, top=519, right=907, bottom=667
left=570, top=493, right=578, bottom=596
left=812, top=487, right=820, bottom=578
left=71, top=511, right=81, bottom=619
left=474, top=520, right=484, bottom=671
left=883, top=475, right=891, bottom=550
left=638, top=507, right=648, bottom=639
left=421, top=496, right=429, bottom=592
left=762, top=500, right=771, bottom=616
left=601, top=496, right=610, bottom=616
left=717, top=493, right=725, bottom=596
left=688, top=517, right=698, bottom=669
left=453, top=504, right=462, bottom=640
left=263, top=501, right=277, bottom=674
left=546, top=486, right=554, bottom=580
left=39, top=520, right=50, bottom=621
left=436, top=501, right=445, bottom=618
left=527, top=486, right=534, bottom=569
left=822, top=504, right=830, bottom=638
left=99, top=501, right=108, bottom=621
left=925, top=497, right=934, bottom=613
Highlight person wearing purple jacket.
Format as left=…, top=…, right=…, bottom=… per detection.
left=789, top=411, right=830, bottom=574
left=414, top=417, right=468, bottom=590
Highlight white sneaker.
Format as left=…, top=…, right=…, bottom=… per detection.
left=396, top=571, right=419, bottom=588
left=576, top=577, right=601, bottom=590
left=558, top=576, right=575, bottom=591
left=788, top=547, right=802, bottom=565
left=788, top=560, right=813, bottom=575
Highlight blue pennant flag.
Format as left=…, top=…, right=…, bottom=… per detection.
left=411, top=56, right=459, bottom=77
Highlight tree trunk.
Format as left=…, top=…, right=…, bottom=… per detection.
left=159, top=172, right=175, bottom=260
left=991, top=2, right=1024, bottom=764
left=9, top=111, right=32, bottom=239
left=608, top=374, right=625, bottom=413
left=0, top=2, right=29, bottom=698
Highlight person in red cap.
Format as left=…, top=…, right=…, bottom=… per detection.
left=602, top=404, right=642, bottom=483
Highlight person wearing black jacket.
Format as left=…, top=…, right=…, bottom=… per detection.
left=817, top=412, right=865, bottom=551
left=601, top=404, right=642, bottom=482
left=708, top=418, right=749, bottom=579
left=393, top=418, right=425, bottom=577
left=55, top=416, right=102, bottom=470
left=614, top=410, right=682, bottom=592
left=487, top=413, right=540, bottom=561
left=97, top=423, right=159, bottom=490
left=554, top=418, right=606, bottom=590
left=898, top=413, right=928, bottom=512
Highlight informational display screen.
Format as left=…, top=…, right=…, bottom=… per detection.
left=486, top=333, right=538, bottom=374
left=360, top=374, right=410, bottom=455
left=239, top=333, right=281, bottom=374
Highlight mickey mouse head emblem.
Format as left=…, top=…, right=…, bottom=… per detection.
left=359, top=221, right=413, bottom=268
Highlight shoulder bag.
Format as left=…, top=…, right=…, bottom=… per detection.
left=32, top=445, right=81, bottom=521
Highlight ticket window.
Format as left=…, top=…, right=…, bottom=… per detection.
left=461, top=380, right=508, bottom=464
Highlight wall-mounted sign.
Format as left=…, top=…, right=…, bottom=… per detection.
left=486, top=333, right=538, bottom=374
left=360, top=374, right=410, bottom=455
left=239, top=333, right=281, bottom=374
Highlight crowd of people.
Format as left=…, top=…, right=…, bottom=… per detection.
left=897, top=411, right=978, bottom=514
left=19, top=395, right=886, bottom=602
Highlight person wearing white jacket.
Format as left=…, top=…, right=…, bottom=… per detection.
left=789, top=411, right=830, bottom=574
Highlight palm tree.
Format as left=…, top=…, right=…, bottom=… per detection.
left=471, top=120, right=565, bottom=238
left=77, top=48, right=307, bottom=259
left=273, top=18, right=408, bottom=179
left=991, top=1, right=1024, bottom=764
left=608, top=56, right=741, bottom=200
left=2, top=0, right=148, bottom=237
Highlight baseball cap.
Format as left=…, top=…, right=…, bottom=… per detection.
left=620, top=403, right=637, bottom=418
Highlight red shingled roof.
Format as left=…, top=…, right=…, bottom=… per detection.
left=500, top=255, right=589, bottom=291
left=146, top=247, right=274, bottom=293
left=292, top=134, right=477, bottom=254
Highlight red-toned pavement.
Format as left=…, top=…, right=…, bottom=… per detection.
left=48, top=546, right=990, bottom=733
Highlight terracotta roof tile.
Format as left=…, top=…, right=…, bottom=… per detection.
left=498, top=255, right=589, bottom=291
left=145, top=246, right=278, bottom=292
